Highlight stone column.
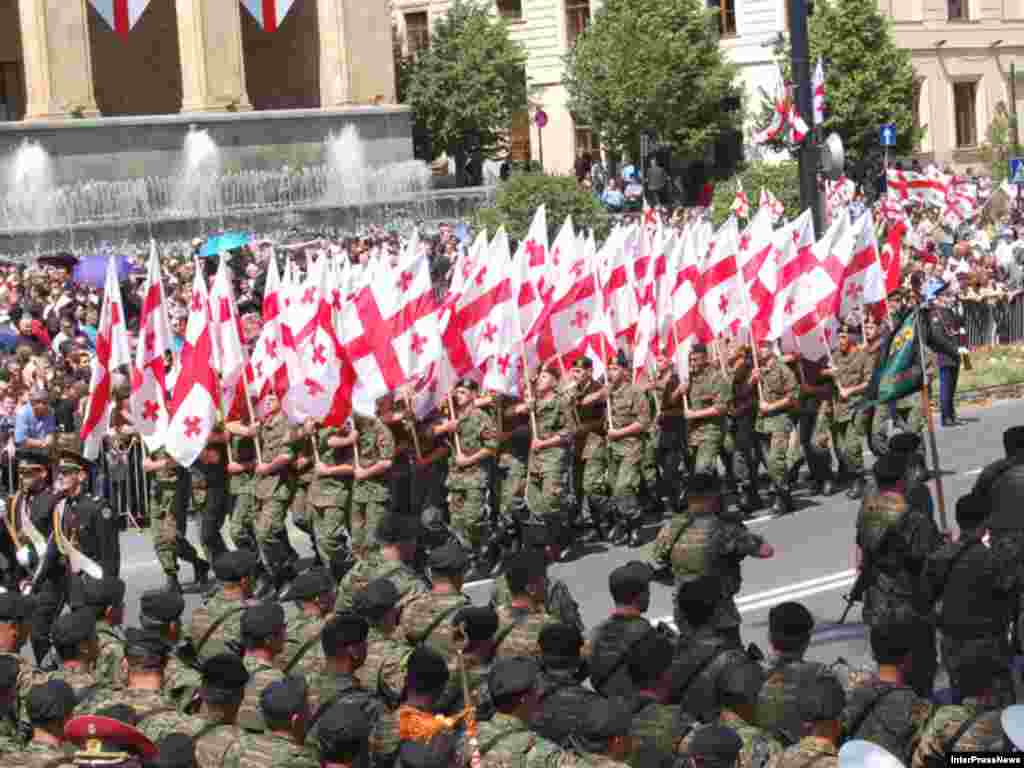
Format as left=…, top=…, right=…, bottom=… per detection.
left=318, top=0, right=397, bottom=107
left=17, top=0, right=99, bottom=119
left=175, top=0, right=251, bottom=113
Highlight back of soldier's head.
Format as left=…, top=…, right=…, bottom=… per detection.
left=505, top=549, right=546, bottom=595
left=626, top=629, right=675, bottom=690
left=869, top=619, right=916, bottom=665
left=715, top=661, right=764, bottom=713
left=955, top=493, right=988, bottom=532
left=768, top=602, right=814, bottom=655
left=675, top=577, right=718, bottom=628
left=957, top=654, right=1003, bottom=698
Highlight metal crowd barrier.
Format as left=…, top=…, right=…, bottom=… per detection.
left=962, top=296, right=1024, bottom=348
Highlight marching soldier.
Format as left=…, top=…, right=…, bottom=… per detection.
left=183, top=550, right=258, bottom=660
left=278, top=568, right=334, bottom=678
left=786, top=355, right=834, bottom=496
left=650, top=352, right=686, bottom=517
left=605, top=352, right=653, bottom=547
left=824, top=324, right=873, bottom=499
left=288, top=419, right=319, bottom=563
left=310, top=421, right=356, bottom=580
left=489, top=388, right=531, bottom=549
left=143, top=446, right=206, bottom=594
left=731, top=346, right=763, bottom=516
left=2, top=449, right=57, bottom=594
left=682, top=344, right=732, bottom=477
left=351, top=396, right=397, bottom=556
left=253, top=392, right=299, bottom=595
left=569, top=356, right=612, bottom=542
left=752, top=341, right=799, bottom=517
left=225, top=415, right=262, bottom=576
left=859, top=317, right=889, bottom=456
left=351, top=579, right=407, bottom=704
left=193, top=428, right=230, bottom=570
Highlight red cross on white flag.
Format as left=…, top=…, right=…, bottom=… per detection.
left=813, top=58, right=826, bottom=126
left=829, top=211, right=886, bottom=322
left=699, top=217, right=744, bottom=341
left=164, top=258, right=220, bottom=468
left=81, top=256, right=132, bottom=459
left=249, top=256, right=288, bottom=418
left=240, top=0, right=297, bottom=32
left=209, top=255, right=251, bottom=418
left=90, top=0, right=151, bottom=39
left=129, top=241, right=173, bottom=451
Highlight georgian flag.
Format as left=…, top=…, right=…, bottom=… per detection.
left=90, top=0, right=151, bottom=39
left=129, top=242, right=172, bottom=451
left=241, top=0, right=298, bottom=32
left=813, top=58, right=826, bottom=126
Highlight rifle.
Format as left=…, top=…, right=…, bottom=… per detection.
left=838, top=563, right=872, bottom=624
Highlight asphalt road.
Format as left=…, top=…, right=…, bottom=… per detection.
left=108, top=397, right=1023, bottom=677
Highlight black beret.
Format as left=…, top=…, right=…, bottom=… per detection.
left=686, top=724, right=743, bottom=762
left=81, top=575, right=127, bottom=608
left=151, top=734, right=196, bottom=768
left=280, top=568, right=333, bottom=602
left=15, top=448, right=49, bottom=469
left=869, top=620, right=915, bottom=660
left=609, top=561, right=654, bottom=598
left=716, top=661, right=765, bottom=704
left=353, top=578, right=402, bottom=621
left=406, top=646, right=449, bottom=694
left=0, top=592, right=32, bottom=621
left=398, top=735, right=457, bottom=768
left=139, top=590, right=186, bottom=624
left=124, top=627, right=173, bottom=658
left=888, top=432, right=922, bottom=455
left=675, top=576, right=720, bottom=609
left=956, top=493, right=987, bottom=529
left=260, top=676, right=308, bottom=722
left=212, top=550, right=259, bottom=581
left=488, top=657, right=538, bottom=701
left=873, top=453, right=908, bottom=486
left=453, top=605, right=499, bottom=644
left=0, top=656, right=18, bottom=689
left=200, top=653, right=250, bottom=690
left=798, top=675, right=846, bottom=722
left=318, top=700, right=372, bottom=752
left=376, top=514, right=422, bottom=545
left=504, top=548, right=547, bottom=590
left=427, top=541, right=470, bottom=573
left=626, top=629, right=675, bottom=685
left=1005, top=426, right=1024, bottom=457
left=27, top=680, right=76, bottom=723
left=611, top=349, right=631, bottom=368
left=688, top=471, right=721, bottom=497
left=582, top=697, right=633, bottom=740
left=769, top=601, right=815, bottom=638
left=52, top=608, right=97, bottom=647
left=241, top=602, right=286, bottom=642
left=691, top=343, right=708, bottom=354
left=95, top=703, right=138, bottom=723
left=455, top=378, right=478, bottom=391
left=539, top=622, right=584, bottom=660
left=322, top=612, right=370, bottom=654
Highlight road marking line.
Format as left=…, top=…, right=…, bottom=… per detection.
left=738, top=576, right=855, bottom=614
left=734, top=569, right=855, bottom=604
left=964, top=469, right=982, bottom=476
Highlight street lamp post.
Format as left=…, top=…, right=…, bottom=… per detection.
left=788, top=0, right=824, bottom=236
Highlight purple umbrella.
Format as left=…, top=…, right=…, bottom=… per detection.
left=73, top=254, right=142, bottom=289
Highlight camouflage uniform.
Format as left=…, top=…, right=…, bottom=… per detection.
left=573, top=379, right=611, bottom=536
left=238, top=655, right=285, bottom=733
left=527, top=392, right=577, bottom=547
left=493, top=604, right=555, bottom=661
left=669, top=627, right=750, bottom=723
left=309, top=426, right=353, bottom=571
left=149, top=447, right=183, bottom=577
left=679, top=712, right=783, bottom=768
left=754, top=653, right=835, bottom=747
left=841, top=681, right=932, bottom=764
left=766, top=736, right=839, bottom=768
left=254, top=411, right=297, bottom=573
left=355, top=625, right=408, bottom=707
left=858, top=340, right=888, bottom=455
left=398, top=591, right=470, bottom=662
left=94, top=620, right=125, bottom=688
left=29, top=668, right=105, bottom=713
left=686, top=367, right=732, bottom=473
left=185, top=592, right=252, bottom=658
left=495, top=399, right=530, bottom=523
left=448, top=405, right=498, bottom=552
left=0, top=741, right=70, bottom=767
left=1, top=651, right=34, bottom=723
left=225, top=730, right=319, bottom=768
left=586, top=615, right=652, bottom=698
left=829, top=346, right=872, bottom=477
left=789, top=359, right=832, bottom=488
left=911, top=701, right=1009, bottom=768
left=652, top=373, right=686, bottom=515
left=606, top=378, right=653, bottom=536
left=77, top=684, right=171, bottom=717
left=458, top=711, right=610, bottom=767
left=732, top=360, right=762, bottom=505
left=351, top=414, right=396, bottom=554
left=288, top=429, right=317, bottom=552
left=280, top=611, right=325, bottom=678
left=530, top=666, right=605, bottom=747
left=756, top=357, right=798, bottom=490
left=139, top=713, right=244, bottom=767
left=228, top=432, right=260, bottom=556
left=626, top=694, right=693, bottom=768
left=334, top=553, right=428, bottom=614
left=305, top=670, right=398, bottom=762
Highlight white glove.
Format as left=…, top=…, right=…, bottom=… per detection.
left=958, top=347, right=968, bottom=355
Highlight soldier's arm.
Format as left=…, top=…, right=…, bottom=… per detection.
left=456, top=414, right=497, bottom=468
left=142, top=453, right=173, bottom=473
left=910, top=712, right=953, bottom=768
left=355, top=427, right=395, bottom=480
left=909, top=698, right=936, bottom=765
left=719, top=526, right=774, bottom=560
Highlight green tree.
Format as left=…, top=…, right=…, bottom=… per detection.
left=476, top=174, right=610, bottom=242
left=710, top=162, right=801, bottom=225
left=401, top=0, right=528, bottom=183
left=755, top=0, right=918, bottom=178
left=980, top=102, right=1013, bottom=183
left=564, top=0, right=741, bottom=168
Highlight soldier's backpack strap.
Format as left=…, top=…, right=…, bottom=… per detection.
left=283, top=632, right=323, bottom=675
left=377, top=649, right=414, bottom=708
left=194, top=604, right=247, bottom=655
left=477, top=726, right=534, bottom=756
left=411, top=601, right=465, bottom=646
left=672, top=645, right=733, bottom=699
left=97, top=628, right=124, bottom=645
left=933, top=539, right=980, bottom=603
left=846, top=684, right=903, bottom=739
left=943, top=712, right=984, bottom=756
left=490, top=609, right=529, bottom=655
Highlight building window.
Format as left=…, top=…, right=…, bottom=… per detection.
left=497, top=0, right=523, bottom=21
left=0, top=63, right=23, bottom=122
left=953, top=81, right=977, bottom=148
left=947, top=0, right=967, bottom=19
left=566, top=0, right=590, bottom=46
left=710, top=0, right=737, bottom=37
left=405, top=12, right=430, bottom=58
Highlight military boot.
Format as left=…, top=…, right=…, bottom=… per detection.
left=846, top=475, right=865, bottom=500
left=165, top=573, right=183, bottom=595
left=771, top=484, right=792, bottom=516
left=583, top=496, right=610, bottom=543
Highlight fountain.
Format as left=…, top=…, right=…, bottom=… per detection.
left=173, top=126, right=223, bottom=217
left=2, top=139, right=59, bottom=232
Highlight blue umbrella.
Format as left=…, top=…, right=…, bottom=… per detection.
left=200, top=231, right=251, bottom=257
left=73, top=254, right=141, bottom=289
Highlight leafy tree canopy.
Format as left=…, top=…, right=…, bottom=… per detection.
left=476, top=174, right=610, bottom=242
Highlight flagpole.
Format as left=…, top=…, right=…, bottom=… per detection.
left=138, top=438, right=150, bottom=527
left=448, top=391, right=463, bottom=456
left=241, top=377, right=264, bottom=465
left=916, top=312, right=948, bottom=529
left=671, top=322, right=691, bottom=412
left=124, top=438, right=142, bottom=531
left=405, top=391, right=423, bottom=460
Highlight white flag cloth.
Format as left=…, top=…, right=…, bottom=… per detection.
left=813, top=58, right=826, bottom=125
left=209, top=255, right=249, bottom=415
left=129, top=241, right=172, bottom=452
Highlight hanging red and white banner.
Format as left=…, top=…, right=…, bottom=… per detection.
left=241, top=0, right=298, bottom=32
left=90, top=0, right=151, bottom=39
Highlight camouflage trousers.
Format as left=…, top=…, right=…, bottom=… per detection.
left=527, top=465, right=567, bottom=546
left=654, top=430, right=686, bottom=512
left=312, top=502, right=353, bottom=578
left=497, top=455, right=528, bottom=519
left=608, top=447, right=644, bottom=526
left=831, top=417, right=866, bottom=474
left=229, top=492, right=258, bottom=554
left=290, top=484, right=316, bottom=540
left=792, top=405, right=831, bottom=482
left=255, top=491, right=296, bottom=571
left=687, top=427, right=723, bottom=476
left=350, top=498, right=388, bottom=555
left=762, top=422, right=795, bottom=487
left=150, top=484, right=180, bottom=575
left=858, top=407, right=889, bottom=455
left=890, top=390, right=926, bottom=437
left=940, top=632, right=1015, bottom=706
left=448, top=485, right=487, bottom=550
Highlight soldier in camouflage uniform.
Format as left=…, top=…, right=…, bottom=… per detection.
left=74, top=576, right=127, bottom=689
left=859, top=317, right=889, bottom=456
left=911, top=654, right=1010, bottom=768
left=855, top=453, right=943, bottom=696
left=138, top=653, right=250, bottom=767
left=446, top=379, right=498, bottom=572
left=138, top=590, right=197, bottom=710
left=226, top=416, right=262, bottom=581
left=32, top=610, right=108, bottom=710
left=228, top=677, right=318, bottom=768
left=278, top=569, right=334, bottom=678
left=351, top=397, right=397, bottom=556
left=0, top=680, right=76, bottom=767
left=184, top=550, right=258, bottom=659
left=351, top=579, right=408, bottom=706
left=0, top=593, right=38, bottom=724
left=76, top=628, right=175, bottom=718
left=680, top=660, right=782, bottom=768
left=398, top=542, right=471, bottom=663
left=524, top=363, right=577, bottom=556
left=314, top=701, right=373, bottom=768
left=605, top=352, right=653, bottom=547
left=651, top=352, right=686, bottom=518
left=683, top=343, right=732, bottom=476
left=767, top=675, right=846, bottom=768
left=145, top=447, right=202, bottom=594
left=493, top=549, right=558, bottom=661
left=287, top=421, right=319, bottom=563
left=841, top=620, right=933, bottom=765
left=440, top=605, right=499, bottom=715
left=310, top=422, right=356, bottom=580
left=731, top=346, right=764, bottom=516
left=752, top=342, right=799, bottom=517
left=530, top=622, right=598, bottom=743
left=488, top=389, right=531, bottom=542
left=194, top=429, right=231, bottom=569
left=253, top=393, right=299, bottom=593
left=824, top=324, right=873, bottom=499
left=755, top=602, right=836, bottom=748
left=237, top=603, right=287, bottom=733
left=588, top=561, right=657, bottom=699
left=568, top=356, right=611, bottom=543
left=0, top=658, right=23, bottom=754
left=684, top=726, right=744, bottom=768
left=334, top=514, right=428, bottom=615
left=653, top=472, right=772, bottom=643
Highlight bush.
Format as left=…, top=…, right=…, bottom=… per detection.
left=476, top=174, right=610, bottom=242
left=710, top=161, right=801, bottom=226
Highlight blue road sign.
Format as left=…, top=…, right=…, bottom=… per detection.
left=880, top=124, right=897, bottom=147
left=1011, top=158, right=1024, bottom=186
